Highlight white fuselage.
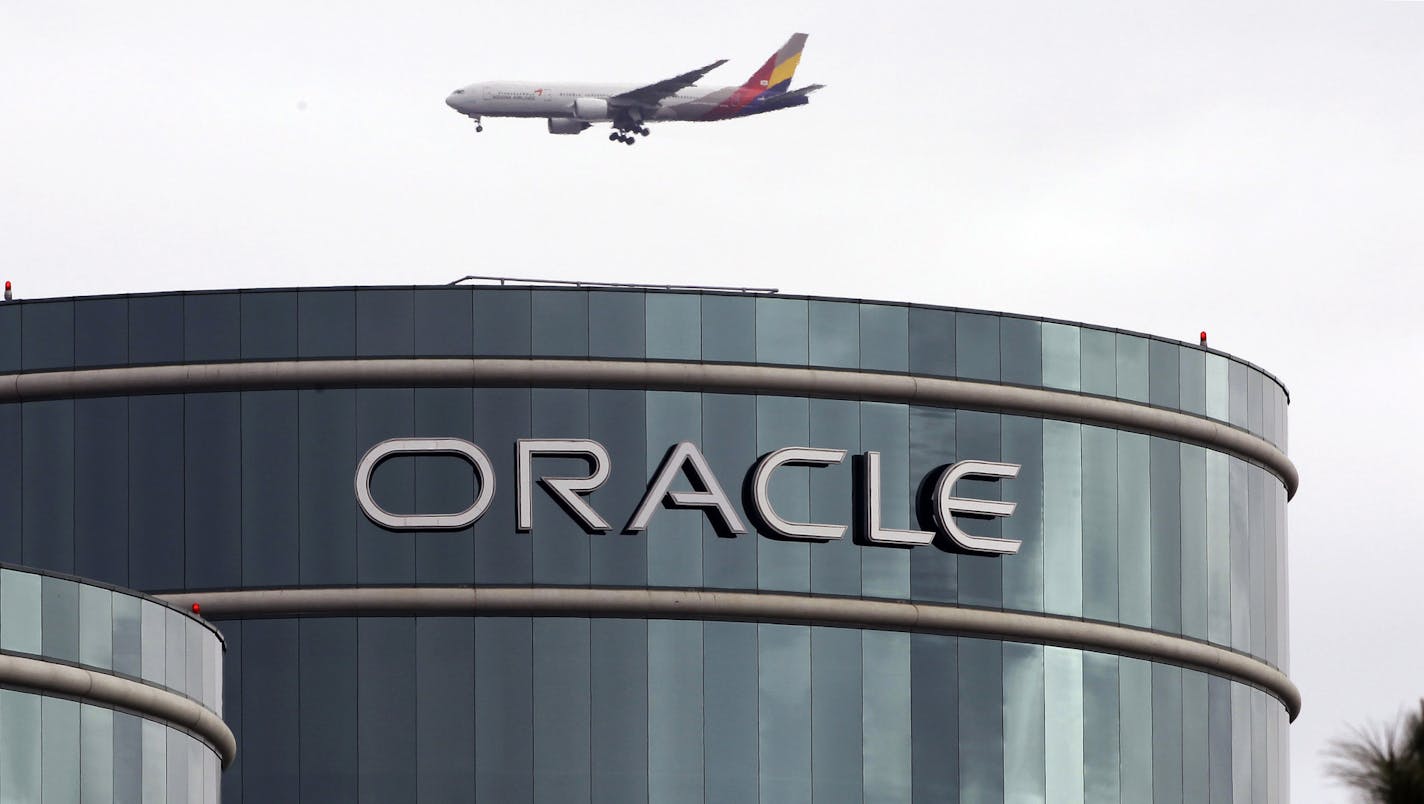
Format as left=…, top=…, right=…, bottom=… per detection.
left=445, top=81, right=729, bottom=122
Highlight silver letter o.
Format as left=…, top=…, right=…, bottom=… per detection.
left=355, top=438, right=495, bottom=530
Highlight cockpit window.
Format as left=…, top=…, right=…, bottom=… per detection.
left=452, top=89, right=465, bottom=94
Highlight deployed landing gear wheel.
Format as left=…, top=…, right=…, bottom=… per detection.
left=637, top=126, right=650, bottom=137
left=609, top=132, right=619, bottom=141
left=475, top=125, right=484, bottom=133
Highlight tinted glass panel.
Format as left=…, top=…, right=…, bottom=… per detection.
left=701, top=294, right=754, bottom=363
left=74, top=297, right=128, bottom=367
left=645, top=293, right=700, bottom=360
left=184, top=293, right=240, bottom=362
left=531, top=290, right=588, bottom=357
left=1000, top=317, right=1042, bottom=386
left=240, top=291, right=297, bottom=360
left=298, top=289, right=356, bottom=358
left=756, top=296, right=808, bottom=365
left=809, top=300, right=858, bottom=369
left=356, top=289, right=414, bottom=357
left=589, top=291, right=645, bottom=359
left=956, top=313, right=999, bottom=381
left=908, top=306, right=955, bottom=377
left=21, top=300, right=74, bottom=371
left=474, top=288, right=531, bottom=356
left=128, top=295, right=184, bottom=364
left=1041, top=322, right=1080, bottom=391
left=859, top=303, right=908, bottom=373
left=413, top=287, right=474, bottom=356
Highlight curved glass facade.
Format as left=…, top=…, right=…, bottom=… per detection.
left=0, top=286, right=1294, bottom=803
left=0, top=564, right=223, bottom=802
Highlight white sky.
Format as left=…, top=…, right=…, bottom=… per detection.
left=4, top=1, right=1422, bottom=799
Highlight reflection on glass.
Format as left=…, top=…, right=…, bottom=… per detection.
left=956, top=313, right=1000, bottom=381
left=756, top=297, right=809, bottom=365
left=1044, top=421, right=1083, bottom=617
left=1000, top=317, right=1041, bottom=387
left=958, top=638, right=1004, bottom=801
left=701, top=294, right=754, bottom=363
left=531, top=290, right=588, bottom=357
left=1180, top=445, right=1208, bottom=641
left=860, top=402, right=911, bottom=600
left=910, top=634, right=956, bottom=801
left=1183, top=670, right=1209, bottom=802
left=591, top=619, right=648, bottom=804
left=810, top=301, right=859, bottom=369
left=1080, top=328, right=1116, bottom=397
left=533, top=619, right=591, bottom=802
left=645, top=294, right=700, bottom=361
left=1045, top=647, right=1085, bottom=804
left=81, top=703, right=115, bottom=802
left=1117, top=433, right=1151, bottom=628
left=1179, top=346, right=1206, bottom=416
left=112, top=592, right=142, bottom=677
left=908, top=307, right=955, bottom=377
left=862, top=630, right=910, bottom=804
left=143, top=717, right=166, bottom=804
left=0, top=690, right=41, bottom=801
left=1042, top=322, right=1081, bottom=391
left=648, top=620, right=703, bottom=801
left=704, top=621, right=757, bottom=802
left=1, top=568, right=41, bottom=653
left=1151, top=664, right=1184, bottom=804
left=758, top=396, right=810, bottom=593
left=1115, top=334, right=1148, bottom=403
left=1003, top=643, right=1046, bottom=802
left=1148, top=339, right=1180, bottom=409
left=859, top=303, right=908, bottom=373
left=1082, top=426, right=1119, bottom=623
left=1150, top=438, right=1182, bottom=632
left=761, top=624, right=812, bottom=804
left=589, top=291, right=645, bottom=360
left=1119, top=658, right=1152, bottom=800
left=79, top=583, right=113, bottom=670
left=814, top=627, right=863, bottom=804
left=1002, top=416, right=1044, bottom=612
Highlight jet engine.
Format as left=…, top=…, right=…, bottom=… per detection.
left=548, top=119, right=591, bottom=135
left=572, top=98, right=611, bottom=121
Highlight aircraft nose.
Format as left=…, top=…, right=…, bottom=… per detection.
left=446, top=90, right=466, bottom=110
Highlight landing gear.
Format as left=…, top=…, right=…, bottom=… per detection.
left=608, top=124, right=649, bottom=145
left=609, top=131, right=638, bottom=145
left=470, top=116, right=484, bottom=133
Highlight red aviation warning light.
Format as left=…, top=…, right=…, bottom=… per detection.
left=191, top=602, right=201, bottom=614
left=3, top=281, right=10, bottom=302
left=1199, top=331, right=1207, bottom=347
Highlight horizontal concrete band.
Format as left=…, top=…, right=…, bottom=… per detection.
left=157, top=586, right=1302, bottom=721
left=0, top=651, right=236, bottom=767
left=0, top=358, right=1298, bottom=497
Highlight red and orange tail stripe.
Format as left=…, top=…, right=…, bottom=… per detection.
left=705, top=33, right=808, bottom=120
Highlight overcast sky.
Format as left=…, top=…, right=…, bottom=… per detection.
left=4, top=1, right=1423, bottom=799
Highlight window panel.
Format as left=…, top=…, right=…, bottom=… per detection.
left=358, top=617, right=417, bottom=804
left=1119, top=658, right=1152, bottom=801
left=645, top=293, right=700, bottom=361
left=0, top=404, right=19, bottom=563
left=1117, top=432, right=1151, bottom=628
left=356, top=288, right=415, bottom=357
left=186, top=393, right=241, bottom=589
left=760, top=624, right=813, bottom=804
left=589, top=290, right=645, bottom=359
left=81, top=704, right=114, bottom=803
left=813, top=626, right=863, bottom=804
left=908, top=306, right=955, bottom=377
left=21, top=300, right=74, bottom=371
left=297, top=289, right=356, bottom=358
left=591, top=619, right=648, bottom=804
left=0, top=569, right=41, bottom=653
left=1152, top=664, right=1184, bottom=804
left=1148, top=339, right=1180, bottom=409
left=862, top=630, right=910, bottom=804
left=130, top=395, right=184, bottom=590
left=74, top=297, right=128, bottom=367
left=1115, top=334, right=1148, bottom=403
left=533, top=619, right=591, bottom=803
left=756, top=296, right=809, bottom=365
left=41, top=575, right=80, bottom=663
left=701, top=294, right=754, bottom=363
left=23, top=399, right=75, bottom=572
left=531, top=290, right=588, bottom=357
left=78, top=584, right=113, bottom=669
left=476, top=618, right=533, bottom=802
left=165, top=609, right=185, bottom=695
left=757, top=395, right=811, bottom=593
left=1044, top=421, right=1083, bottom=617
left=0, top=691, right=41, bottom=802
left=1042, top=322, right=1081, bottom=391
left=958, top=638, right=1004, bottom=801
left=240, top=291, right=297, bottom=360
left=1229, top=458, right=1250, bottom=652
left=111, top=593, right=141, bottom=677
left=142, top=715, right=165, bottom=803
left=1248, top=370, right=1265, bottom=437
left=184, top=293, right=240, bottom=362
left=473, top=288, right=531, bottom=356
left=956, top=313, right=999, bottom=381
left=129, top=295, right=184, bottom=365
left=1179, top=346, right=1206, bottom=416
left=1227, top=361, right=1249, bottom=429
left=1080, top=328, right=1116, bottom=397
left=299, top=388, right=358, bottom=585
left=1000, top=317, right=1042, bottom=386
left=810, top=300, right=859, bottom=369
left=705, top=621, right=758, bottom=803
left=415, top=617, right=475, bottom=796
left=809, top=399, right=861, bottom=596
left=1150, top=437, right=1182, bottom=632
left=298, top=643, right=364, bottom=804
left=0, top=304, right=20, bottom=372
left=1181, top=445, right=1208, bottom=640
left=648, top=619, right=703, bottom=802
left=413, top=287, right=474, bottom=357
left=75, top=397, right=129, bottom=586
left=1045, top=647, right=1085, bottom=804
left=911, top=634, right=957, bottom=802
left=859, top=303, right=908, bottom=373
left=1204, top=353, right=1229, bottom=421
left=242, top=391, right=299, bottom=586
left=1206, top=450, right=1232, bottom=646
left=1183, top=670, right=1210, bottom=803
left=242, top=619, right=298, bottom=801
left=1003, top=643, right=1047, bottom=803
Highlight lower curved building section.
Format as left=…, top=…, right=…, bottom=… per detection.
left=0, top=564, right=227, bottom=803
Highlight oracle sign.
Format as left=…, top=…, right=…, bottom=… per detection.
left=354, top=438, right=1023, bottom=555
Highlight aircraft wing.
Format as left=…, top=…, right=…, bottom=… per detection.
left=610, top=59, right=728, bottom=110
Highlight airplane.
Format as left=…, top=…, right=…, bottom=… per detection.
left=444, top=33, right=822, bottom=145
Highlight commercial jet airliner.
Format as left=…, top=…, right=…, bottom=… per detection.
left=444, top=33, right=821, bottom=144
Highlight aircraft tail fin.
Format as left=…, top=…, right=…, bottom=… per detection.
left=740, top=33, right=808, bottom=97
